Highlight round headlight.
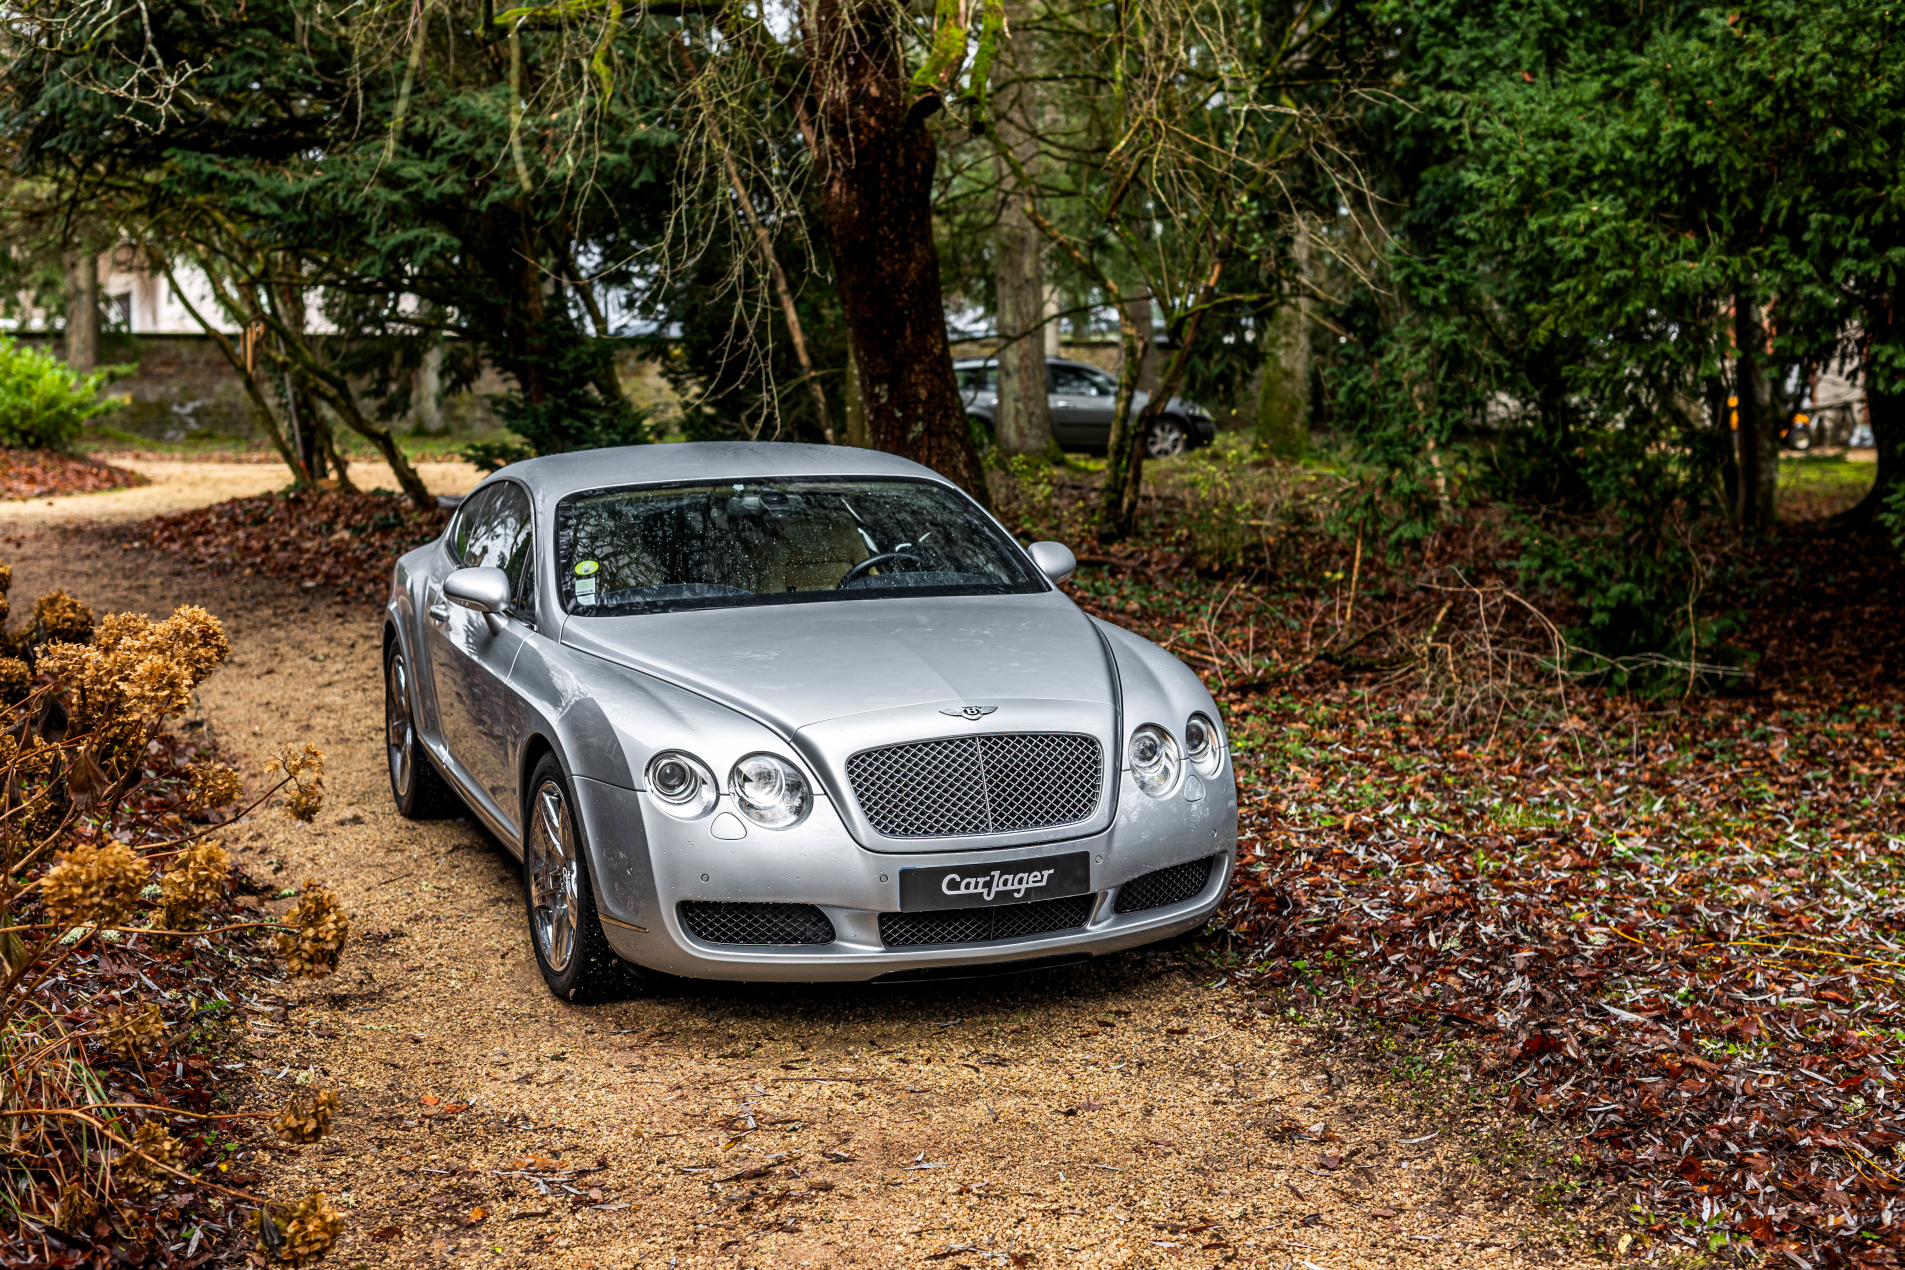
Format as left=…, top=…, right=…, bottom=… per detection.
left=1184, top=713, right=1224, bottom=778
left=646, top=751, right=715, bottom=817
left=729, top=753, right=811, bottom=828
left=1128, top=724, right=1182, bottom=798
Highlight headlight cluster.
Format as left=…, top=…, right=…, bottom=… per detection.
left=730, top=753, right=809, bottom=828
left=644, top=749, right=811, bottom=827
left=1129, top=713, right=1225, bottom=798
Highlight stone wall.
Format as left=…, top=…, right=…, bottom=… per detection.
left=22, top=335, right=687, bottom=444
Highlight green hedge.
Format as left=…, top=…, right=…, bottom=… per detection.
left=0, top=336, right=121, bottom=449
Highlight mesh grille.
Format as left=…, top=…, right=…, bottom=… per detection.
left=847, top=733, right=1102, bottom=838
left=1113, top=856, right=1218, bottom=915
left=678, top=901, right=836, bottom=946
left=879, top=894, right=1095, bottom=947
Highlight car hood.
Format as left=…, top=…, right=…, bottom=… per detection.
left=558, top=592, right=1113, bottom=734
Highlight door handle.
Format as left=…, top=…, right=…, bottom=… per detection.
left=427, top=603, right=450, bottom=627
left=1051, top=399, right=1072, bottom=408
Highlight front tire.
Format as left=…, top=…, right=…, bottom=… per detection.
left=522, top=756, right=628, bottom=1002
left=385, top=641, right=458, bottom=819
left=1145, top=417, right=1190, bottom=458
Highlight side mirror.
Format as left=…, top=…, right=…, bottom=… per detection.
left=444, top=566, right=512, bottom=617
left=1027, top=541, right=1077, bottom=585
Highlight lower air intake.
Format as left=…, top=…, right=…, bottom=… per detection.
left=1113, top=856, right=1218, bottom=914
left=879, top=894, right=1095, bottom=947
left=678, top=901, right=836, bottom=946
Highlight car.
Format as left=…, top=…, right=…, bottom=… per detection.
left=955, top=356, right=1218, bottom=457
left=382, top=443, right=1238, bottom=997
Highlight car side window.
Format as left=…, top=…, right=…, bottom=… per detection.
left=1050, top=365, right=1105, bottom=397
left=458, top=482, right=536, bottom=608
left=449, top=487, right=498, bottom=565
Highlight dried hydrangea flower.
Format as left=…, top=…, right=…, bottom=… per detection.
left=276, top=882, right=348, bottom=979
left=158, top=839, right=231, bottom=927
left=100, top=1001, right=167, bottom=1060
left=256, top=1192, right=344, bottom=1267
left=150, top=605, right=230, bottom=681
left=272, top=1088, right=338, bottom=1144
left=33, top=590, right=95, bottom=645
left=40, top=840, right=147, bottom=927
left=185, top=761, right=243, bottom=812
left=0, top=656, right=28, bottom=705
left=37, top=604, right=230, bottom=723
left=268, top=745, right=325, bottom=823
left=118, top=1122, right=182, bottom=1199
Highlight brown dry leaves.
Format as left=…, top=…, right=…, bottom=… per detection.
left=130, top=487, right=448, bottom=603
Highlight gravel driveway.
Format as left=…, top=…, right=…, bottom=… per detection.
left=2, top=464, right=1590, bottom=1269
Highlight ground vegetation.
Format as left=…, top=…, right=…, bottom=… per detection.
left=0, top=562, right=361, bottom=1265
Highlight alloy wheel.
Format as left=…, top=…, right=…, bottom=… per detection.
left=385, top=652, right=413, bottom=798
left=527, top=779, right=580, bottom=974
left=1146, top=419, right=1189, bottom=458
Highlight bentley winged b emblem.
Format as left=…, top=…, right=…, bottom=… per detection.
left=939, top=705, right=999, bottom=721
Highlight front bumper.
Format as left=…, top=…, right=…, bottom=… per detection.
left=570, top=767, right=1238, bottom=983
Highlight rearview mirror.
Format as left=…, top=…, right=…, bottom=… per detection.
left=444, top=567, right=511, bottom=615
left=1027, top=541, right=1077, bottom=585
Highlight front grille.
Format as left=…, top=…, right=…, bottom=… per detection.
left=879, top=894, right=1095, bottom=947
left=678, top=901, right=836, bottom=946
left=847, top=733, right=1102, bottom=838
left=1113, top=856, right=1219, bottom=915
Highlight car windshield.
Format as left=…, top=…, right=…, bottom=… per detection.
left=554, top=477, right=1044, bottom=615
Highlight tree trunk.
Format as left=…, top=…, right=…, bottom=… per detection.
left=1256, top=228, right=1311, bottom=457
left=1125, top=290, right=1158, bottom=394
left=286, top=372, right=322, bottom=481
left=65, top=253, right=98, bottom=374
left=1733, top=293, right=1777, bottom=528
left=991, top=29, right=1052, bottom=458
left=416, top=345, right=447, bottom=434
left=844, top=333, right=869, bottom=447
left=1840, top=301, right=1904, bottom=529
left=811, top=0, right=988, bottom=503
left=1708, top=373, right=1738, bottom=517
left=1097, top=291, right=1150, bottom=537
left=279, top=283, right=325, bottom=481
left=1254, top=302, right=1310, bottom=457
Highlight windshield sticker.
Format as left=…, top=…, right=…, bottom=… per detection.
left=574, top=575, right=598, bottom=606
left=574, top=560, right=600, bottom=576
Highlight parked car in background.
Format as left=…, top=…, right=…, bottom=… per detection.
left=956, top=357, right=1217, bottom=457
left=384, top=443, right=1238, bottom=997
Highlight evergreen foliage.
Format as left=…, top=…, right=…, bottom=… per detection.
left=0, top=336, right=119, bottom=450
left=1328, top=0, right=1905, bottom=673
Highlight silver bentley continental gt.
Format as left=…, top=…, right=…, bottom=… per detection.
left=381, top=443, right=1237, bottom=999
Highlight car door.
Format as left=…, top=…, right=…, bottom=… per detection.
left=421, top=480, right=537, bottom=831
left=1048, top=362, right=1115, bottom=449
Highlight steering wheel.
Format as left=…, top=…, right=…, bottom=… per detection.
left=837, top=552, right=925, bottom=587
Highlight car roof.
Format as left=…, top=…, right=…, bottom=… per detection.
left=951, top=355, right=1104, bottom=371
left=483, top=442, right=954, bottom=506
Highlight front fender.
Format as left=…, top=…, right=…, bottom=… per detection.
left=508, top=641, right=799, bottom=794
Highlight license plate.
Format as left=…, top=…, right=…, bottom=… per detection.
left=898, top=852, right=1092, bottom=912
